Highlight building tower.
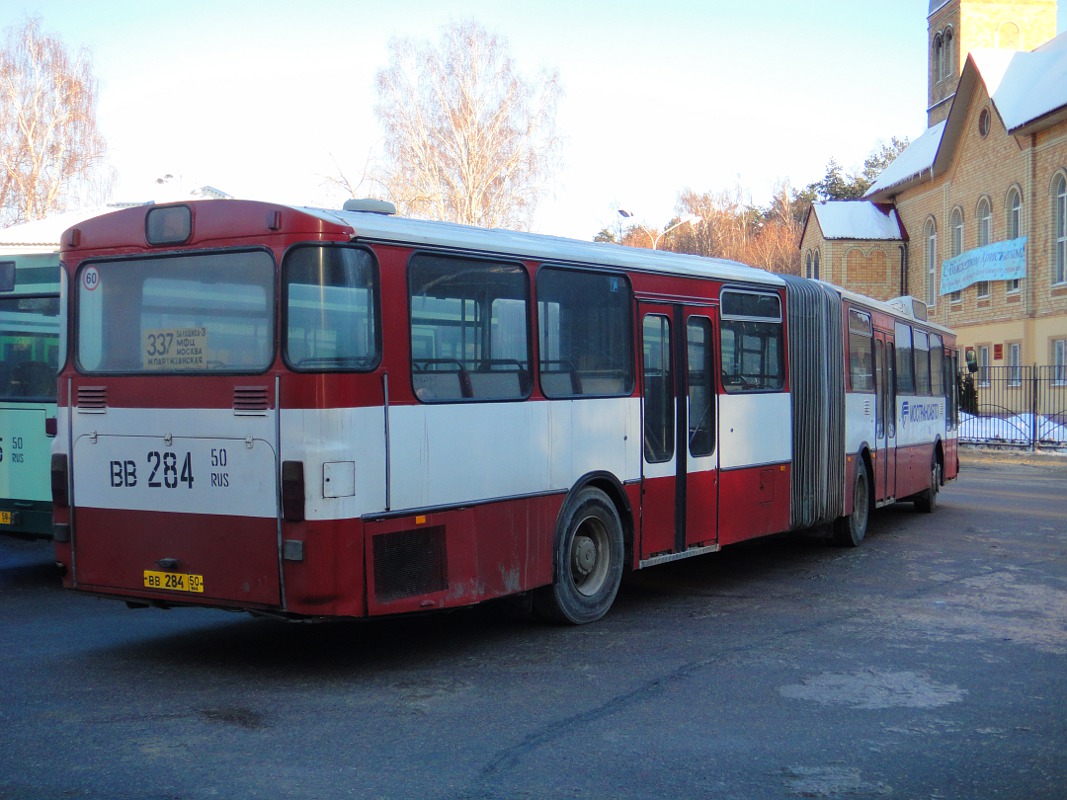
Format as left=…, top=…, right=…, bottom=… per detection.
left=927, top=0, right=1058, bottom=126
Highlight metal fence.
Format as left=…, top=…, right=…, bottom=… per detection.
left=958, top=365, right=1067, bottom=451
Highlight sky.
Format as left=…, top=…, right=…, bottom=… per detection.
left=3, top=0, right=1066, bottom=241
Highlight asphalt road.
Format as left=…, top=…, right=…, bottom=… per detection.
left=2, top=453, right=1065, bottom=799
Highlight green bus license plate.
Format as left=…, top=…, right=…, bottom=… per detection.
left=143, top=570, right=204, bottom=593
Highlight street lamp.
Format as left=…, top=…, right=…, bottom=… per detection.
left=618, top=210, right=701, bottom=249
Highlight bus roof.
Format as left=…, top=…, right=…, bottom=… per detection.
left=301, top=205, right=786, bottom=288
left=826, top=281, right=955, bottom=336
left=61, top=199, right=785, bottom=287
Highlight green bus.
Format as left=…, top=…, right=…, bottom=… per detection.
left=0, top=248, right=62, bottom=538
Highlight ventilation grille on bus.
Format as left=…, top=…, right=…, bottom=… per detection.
left=372, top=526, right=448, bottom=603
left=76, top=386, right=107, bottom=413
left=233, top=386, right=270, bottom=415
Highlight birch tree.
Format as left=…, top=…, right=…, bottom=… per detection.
left=0, top=18, right=107, bottom=226
left=374, top=21, right=561, bottom=230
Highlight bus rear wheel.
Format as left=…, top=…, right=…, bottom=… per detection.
left=832, top=460, right=869, bottom=548
left=534, top=487, right=624, bottom=625
left=914, top=458, right=942, bottom=513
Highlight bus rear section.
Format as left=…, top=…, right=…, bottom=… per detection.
left=0, top=253, right=61, bottom=538
left=54, top=245, right=287, bottom=611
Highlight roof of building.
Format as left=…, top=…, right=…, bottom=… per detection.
left=863, top=122, right=946, bottom=199
left=864, top=29, right=1067, bottom=202
left=802, top=201, right=905, bottom=243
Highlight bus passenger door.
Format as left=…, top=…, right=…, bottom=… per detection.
left=639, top=306, right=717, bottom=562
left=874, top=333, right=897, bottom=501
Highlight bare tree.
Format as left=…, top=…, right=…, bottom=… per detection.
left=374, top=20, right=561, bottom=230
left=668, top=182, right=801, bottom=274
left=0, top=18, right=107, bottom=226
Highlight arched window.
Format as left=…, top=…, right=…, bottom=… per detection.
left=950, top=207, right=963, bottom=303
left=805, top=251, right=813, bottom=279
left=998, top=22, right=1020, bottom=49
left=925, top=218, right=938, bottom=307
left=976, top=198, right=992, bottom=297
left=813, top=249, right=820, bottom=281
left=1006, top=187, right=1022, bottom=292
left=977, top=197, right=992, bottom=247
left=1055, top=172, right=1067, bottom=285
left=933, top=33, right=944, bottom=82
left=943, top=28, right=954, bottom=80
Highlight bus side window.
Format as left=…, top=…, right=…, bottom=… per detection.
left=409, top=254, right=530, bottom=403
left=847, top=309, right=874, bottom=393
left=537, top=268, right=633, bottom=398
left=719, top=289, right=784, bottom=393
left=895, top=322, right=915, bottom=394
left=914, top=329, right=931, bottom=395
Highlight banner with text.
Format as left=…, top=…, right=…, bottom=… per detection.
left=940, top=237, right=1026, bottom=295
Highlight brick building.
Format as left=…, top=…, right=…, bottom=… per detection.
left=799, top=0, right=1067, bottom=377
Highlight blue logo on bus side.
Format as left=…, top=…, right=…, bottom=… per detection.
left=900, top=400, right=941, bottom=428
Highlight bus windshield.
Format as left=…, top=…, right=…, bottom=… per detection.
left=76, top=250, right=275, bottom=374
left=0, top=295, right=60, bottom=401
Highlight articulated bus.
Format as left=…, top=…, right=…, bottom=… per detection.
left=0, top=250, right=62, bottom=537
left=52, top=200, right=958, bottom=623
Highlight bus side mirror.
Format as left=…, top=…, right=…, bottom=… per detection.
left=965, top=349, right=978, bottom=373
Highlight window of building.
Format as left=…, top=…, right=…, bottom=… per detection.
left=943, top=28, right=954, bottom=80
left=1055, top=173, right=1067, bottom=285
left=950, top=207, right=963, bottom=303
left=1054, top=339, right=1067, bottom=385
left=933, top=33, right=944, bottom=82
left=1008, top=342, right=1022, bottom=387
left=977, top=197, right=992, bottom=247
left=978, top=108, right=991, bottom=137
left=805, top=251, right=812, bottom=279
left=813, top=249, right=820, bottom=281
left=925, top=218, right=937, bottom=308
left=1007, top=187, right=1022, bottom=292
left=977, top=344, right=991, bottom=388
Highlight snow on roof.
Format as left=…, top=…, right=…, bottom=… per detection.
left=864, top=121, right=946, bottom=198
left=975, top=33, right=1067, bottom=132
left=810, top=201, right=904, bottom=241
left=0, top=206, right=131, bottom=249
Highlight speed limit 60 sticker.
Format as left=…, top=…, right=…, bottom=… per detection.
left=82, top=266, right=100, bottom=291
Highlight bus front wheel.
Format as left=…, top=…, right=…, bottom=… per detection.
left=832, top=460, right=869, bottom=548
left=534, top=487, right=624, bottom=625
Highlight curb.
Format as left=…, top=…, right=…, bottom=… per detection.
left=958, top=445, right=1067, bottom=468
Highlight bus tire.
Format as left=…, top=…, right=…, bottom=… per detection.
left=534, top=487, right=624, bottom=625
left=832, top=460, right=869, bottom=548
left=914, top=458, right=941, bottom=513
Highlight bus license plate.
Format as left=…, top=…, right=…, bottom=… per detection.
left=0, top=511, right=12, bottom=525
left=143, top=570, right=204, bottom=593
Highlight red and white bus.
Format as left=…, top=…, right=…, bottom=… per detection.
left=51, top=200, right=958, bottom=624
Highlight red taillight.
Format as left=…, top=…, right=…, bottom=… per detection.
left=281, top=460, right=305, bottom=522
left=51, top=453, right=69, bottom=508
